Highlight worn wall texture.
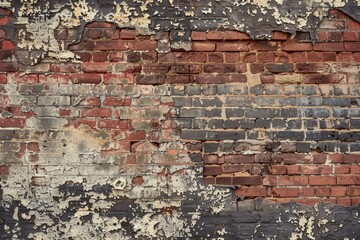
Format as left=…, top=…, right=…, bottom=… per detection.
left=1, top=0, right=360, bottom=239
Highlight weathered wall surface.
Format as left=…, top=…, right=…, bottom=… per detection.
left=1, top=1, right=360, bottom=239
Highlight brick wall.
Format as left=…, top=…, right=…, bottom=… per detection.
left=1, top=7, right=360, bottom=239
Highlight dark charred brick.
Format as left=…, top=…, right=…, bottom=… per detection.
left=275, top=131, right=304, bottom=141
left=204, top=142, right=219, bottom=153
left=265, top=63, right=293, bottom=73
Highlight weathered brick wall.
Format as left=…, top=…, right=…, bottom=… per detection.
left=1, top=3, right=360, bottom=239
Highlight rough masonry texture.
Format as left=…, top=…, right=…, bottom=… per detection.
left=1, top=0, right=360, bottom=239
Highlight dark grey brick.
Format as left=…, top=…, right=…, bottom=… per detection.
left=339, top=132, right=360, bottom=141
left=247, top=131, right=274, bottom=140
left=206, top=109, right=222, bottom=117
left=296, top=142, right=311, bottom=153
left=244, top=109, right=275, bottom=118
left=304, top=120, right=318, bottom=130
left=299, top=85, right=318, bottom=95
left=171, top=85, right=185, bottom=95
left=265, top=63, right=293, bottom=73
left=204, top=142, right=219, bottom=153
left=201, top=85, right=217, bottom=95
left=18, top=85, right=45, bottom=95
left=275, top=131, right=304, bottom=141
left=186, top=85, right=201, bottom=95
left=179, top=108, right=205, bottom=118
left=334, top=86, right=349, bottom=95
left=333, top=108, right=349, bottom=118
left=239, top=119, right=255, bottom=129
left=303, top=108, right=330, bottom=118
left=226, top=108, right=244, bottom=118
left=225, top=97, right=252, bottom=107
left=208, top=119, right=223, bottom=129
left=313, top=142, right=348, bottom=152
left=272, top=119, right=286, bottom=129
left=255, top=96, right=287, bottom=107
left=306, top=131, right=339, bottom=141
left=255, top=119, right=271, bottom=128
left=217, top=85, right=231, bottom=95
left=350, top=108, right=360, bottom=117
left=181, top=130, right=206, bottom=140
left=0, top=130, right=14, bottom=140
left=206, top=131, right=246, bottom=140
left=177, top=119, right=192, bottom=128
left=193, top=97, right=223, bottom=107
left=287, top=119, right=302, bottom=129
left=323, top=98, right=351, bottom=107
left=332, top=119, right=350, bottom=129
left=224, top=120, right=239, bottom=129
left=250, top=85, right=266, bottom=95
left=297, top=97, right=322, bottom=106
left=276, top=108, right=299, bottom=118
left=319, top=120, right=327, bottom=129
left=351, top=119, right=360, bottom=129
left=173, top=97, right=192, bottom=107
left=193, top=119, right=207, bottom=129
left=219, top=142, right=235, bottom=152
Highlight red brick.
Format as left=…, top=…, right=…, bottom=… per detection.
left=204, top=64, right=235, bottom=73
left=274, top=52, right=289, bottom=62
left=260, top=74, right=274, bottom=84
left=86, top=29, right=102, bottom=39
left=132, top=176, right=144, bottom=185
left=301, top=187, right=315, bottom=197
left=272, top=31, right=289, bottom=41
left=286, top=165, right=301, bottom=175
left=68, top=41, right=95, bottom=51
left=303, top=74, right=339, bottom=84
left=69, top=119, right=97, bottom=129
left=312, top=154, right=327, bottom=164
left=0, top=165, right=9, bottom=174
left=322, top=52, right=337, bottom=61
left=315, top=187, right=331, bottom=197
left=98, top=119, right=128, bottom=129
left=27, top=142, right=39, bottom=152
left=92, top=52, right=108, bottom=62
left=192, top=42, right=216, bottom=51
left=271, top=165, right=286, bottom=175
left=128, top=40, right=157, bottom=50
left=349, top=187, right=360, bottom=196
left=1, top=40, right=15, bottom=50
left=290, top=52, right=306, bottom=62
left=317, top=31, right=327, bottom=41
left=348, top=20, right=360, bottom=30
left=82, top=108, right=112, bottom=118
left=242, top=53, right=256, bottom=62
left=0, top=118, right=25, bottom=128
left=224, top=31, right=246, bottom=41
left=50, top=63, right=81, bottom=73
left=0, top=29, right=6, bottom=39
left=337, top=175, right=360, bottom=185
left=282, top=42, right=312, bottom=51
left=306, top=52, right=322, bottom=62
left=194, top=74, right=227, bottom=84
left=217, top=42, right=249, bottom=52
left=337, top=198, right=352, bottom=206
left=104, top=29, right=120, bottom=39
left=222, top=164, right=250, bottom=173
left=95, top=40, right=127, bottom=50
left=327, top=9, right=349, bottom=19
left=343, top=31, right=358, bottom=41
left=0, top=73, right=6, bottom=83
left=71, top=74, right=102, bottom=84
left=207, top=31, right=223, bottom=40
left=320, top=20, right=345, bottom=30
left=191, top=31, right=207, bottom=40
left=0, top=17, right=9, bottom=26
left=344, top=42, right=360, bottom=51
left=166, top=75, right=192, bottom=84
left=120, top=29, right=137, bottom=39
left=216, top=176, right=232, bottom=185
left=257, top=52, right=275, bottom=62
left=203, top=177, right=216, bottom=184
left=109, top=51, right=124, bottom=62
left=75, top=52, right=91, bottom=62
left=351, top=165, right=360, bottom=174
left=0, top=62, right=18, bottom=72
left=103, top=97, right=130, bottom=106
left=86, top=22, right=113, bottom=28
left=328, top=32, right=343, bottom=42
left=250, top=64, right=264, bottom=74
left=352, top=197, right=360, bottom=206
left=225, top=155, right=254, bottom=164
left=224, top=53, right=240, bottom=63
left=335, top=165, right=351, bottom=174
left=263, top=176, right=277, bottom=186
left=314, top=42, right=344, bottom=52
left=283, top=153, right=310, bottom=164
left=233, top=176, right=262, bottom=186
left=331, top=186, right=348, bottom=197
left=208, top=53, right=224, bottom=62
left=343, top=154, right=360, bottom=163
left=45, top=74, right=71, bottom=84
left=337, top=52, right=354, bottom=61
left=203, top=165, right=222, bottom=176
left=82, top=62, right=111, bottom=73
left=204, top=155, right=224, bottom=164
left=309, top=176, right=336, bottom=186
left=328, top=154, right=344, bottom=163
left=235, top=187, right=267, bottom=197
left=272, top=188, right=300, bottom=197
left=251, top=41, right=279, bottom=51
left=302, top=165, right=332, bottom=175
